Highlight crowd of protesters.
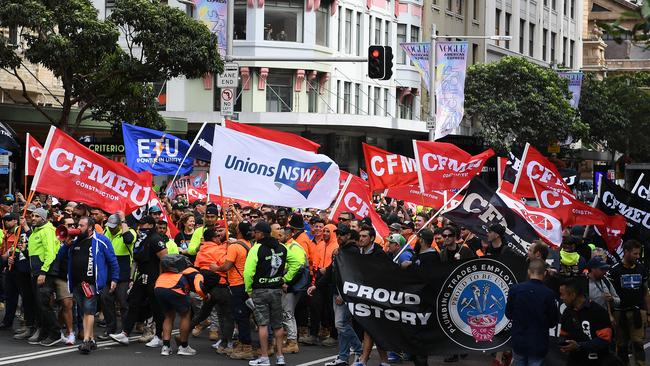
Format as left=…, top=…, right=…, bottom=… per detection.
left=0, top=189, right=649, bottom=366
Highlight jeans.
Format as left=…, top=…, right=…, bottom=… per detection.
left=2, top=270, right=35, bottom=327
left=192, top=286, right=234, bottom=342
left=34, top=275, right=59, bottom=339
left=230, top=285, right=252, bottom=344
left=512, top=353, right=545, bottom=366
left=100, top=282, right=129, bottom=334
left=333, top=296, right=361, bottom=362
left=282, top=291, right=302, bottom=340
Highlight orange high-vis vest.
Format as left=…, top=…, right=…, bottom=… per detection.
left=155, top=267, right=206, bottom=299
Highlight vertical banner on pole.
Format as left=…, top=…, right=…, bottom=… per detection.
left=400, top=42, right=431, bottom=92
left=195, top=0, right=228, bottom=57
left=557, top=71, right=584, bottom=109
left=434, top=42, right=469, bottom=140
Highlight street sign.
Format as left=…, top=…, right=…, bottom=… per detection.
left=426, top=118, right=435, bottom=130
left=217, top=63, right=239, bottom=88
left=220, top=88, right=235, bottom=116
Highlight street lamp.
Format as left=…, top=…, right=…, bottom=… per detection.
left=427, top=26, right=512, bottom=140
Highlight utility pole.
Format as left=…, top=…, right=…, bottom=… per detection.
left=428, top=24, right=437, bottom=141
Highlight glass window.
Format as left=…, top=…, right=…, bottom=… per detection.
left=308, top=82, right=318, bottom=113
left=542, top=29, right=547, bottom=61
left=375, top=18, right=381, bottom=44
left=570, top=40, right=575, bottom=68
left=234, top=0, right=246, bottom=40
left=106, top=0, right=115, bottom=17
left=505, top=13, right=511, bottom=48
left=495, top=9, right=501, bottom=46
left=345, top=9, right=352, bottom=53
left=338, top=6, right=343, bottom=51
left=356, top=13, right=362, bottom=55
left=519, top=20, right=525, bottom=53
left=399, top=95, right=413, bottom=119
left=336, top=80, right=341, bottom=113
left=316, top=3, right=329, bottom=46
left=447, top=0, right=452, bottom=11
left=411, top=26, right=420, bottom=42
left=385, top=20, right=390, bottom=47
left=473, top=0, right=478, bottom=20
left=529, top=23, right=534, bottom=57
left=383, top=88, right=388, bottom=116
left=551, top=32, right=556, bottom=63
left=344, top=82, right=351, bottom=114
left=397, top=24, right=407, bottom=64
left=374, top=87, right=380, bottom=115
left=563, top=36, right=568, bottom=65
left=367, top=86, right=372, bottom=115
left=472, top=43, right=478, bottom=64
left=552, top=0, right=556, bottom=10
left=264, top=0, right=303, bottom=42
left=458, top=0, right=463, bottom=15
left=570, top=0, right=575, bottom=18
left=266, top=70, right=293, bottom=112
left=369, top=16, right=373, bottom=45
left=355, top=83, right=361, bottom=114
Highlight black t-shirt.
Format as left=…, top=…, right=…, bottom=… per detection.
left=71, top=237, right=95, bottom=286
left=560, top=301, right=612, bottom=365
left=464, top=236, right=482, bottom=252
left=174, top=231, right=192, bottom=251
left=133, top=229, right=167, bottom=280
left=609, top=261, right=648, bottom=309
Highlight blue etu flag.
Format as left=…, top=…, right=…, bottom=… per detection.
left=122, top=122, right=194, bottom=176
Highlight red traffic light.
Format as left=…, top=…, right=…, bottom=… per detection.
left=371, top=50, right=380, bottom=58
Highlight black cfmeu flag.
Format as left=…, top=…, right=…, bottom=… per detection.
left=597, top=177, right=650, bottom=241
left=443, top=178, right=540, bottom=256
left=0, top=122, right=19, bottom=152
left=335, top=250, right=526, bottom=355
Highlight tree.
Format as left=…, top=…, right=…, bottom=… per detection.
left=601, top=1, right=650, bottom=47
left=0, top=0, right=224, bottom=132
left=579, top=72, right=650, bottom=161
left=464, top=56, right=587, bottom=154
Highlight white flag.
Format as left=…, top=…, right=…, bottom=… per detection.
left=208, top=127, right=340, bottom=209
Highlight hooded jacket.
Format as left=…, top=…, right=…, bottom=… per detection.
left=243, top=235, right=287, bottom=293
left=27, top=222, right=60, bottom=274
left=312, top=224, right=339, bottom=270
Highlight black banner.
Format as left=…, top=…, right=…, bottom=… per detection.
left=335, top=250, right=526, bottom=354
left=443, top=178, right=540, bottom=256
left=597, top=177, right=650, bottom=241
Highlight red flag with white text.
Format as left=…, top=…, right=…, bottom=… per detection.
left=384, top=185, right=457, bottom=209
left=31, top=126, right=153, bottom=214
left=497, top=189, right=563, bottom=247
left=363, top=143, right=418, bottom=191
left=225, top=119, right=320, bottom=153
left=149, top=191, right=179, bottom=238
left=413, top=141, right=494, bottom=191
left=25, top=133, right=43, bottom=176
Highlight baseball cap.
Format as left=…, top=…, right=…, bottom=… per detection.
left=172, top=202, right=186, bottom=210
left=148, top=206, right=162, bottom=214
left=32, top=207, right=48, bottom=220
left=389, top=222, right=403, bottom=231
left=334, top=223, right=351, bottom=235
left=26, top=203, right=36, bottom=212
left=2, top=212, right=18, bottom=221
left=402, top=221, right=415, bottom=230
left=288, top=213, right=304, bottom=229
left=51, top=197, right=60, bottom=207
left=1, top=194, right=15, bottom=205
left=253, top=221, right=271, bottom=234
left=106, top=214, right=121, bottom=229
left=206, top=205, right=219, bottom=215
left=387, top=233, right=406, bottom=247
left=587, top=256, right=610, bottom=270
left=488, top=224, right=506, bottom=238
left=215, top=219, right=227, bottom=229
left=418, top=229, right=434, bottom=244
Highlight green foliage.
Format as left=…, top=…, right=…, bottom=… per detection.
left=579, top=72, right=650, bottom=160
left=0, top=0, right=223, bottom=132
left=600, top=1, right=650, bottom=47
left=464, top=56, right=586, bottom=155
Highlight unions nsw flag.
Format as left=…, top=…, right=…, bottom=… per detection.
left=208, top=127, right=339, bottom=209
left=329, top=173, right=389, bottom=239
left=32, top=126, right=153, bottom=214
left=363, top=143, right=418, bottom=191
left=25, top=133, right=43, bottom=176
left=413, top=141, right=494, bottom=192
left=122, top=123, right=193, bottom=176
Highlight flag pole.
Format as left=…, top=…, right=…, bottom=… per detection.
left=168, top=122, right=207, bottom=191
left=9, top=189, right=36, bottom=271
left=512, top=143, right=530, bottom=195
left=631, top=172, right=644, bottom=195
left=218, top=176, right=229, bottom=242
left=393, top=179, right=471, bottom=263
left=528, top=176, right=542, bottom=207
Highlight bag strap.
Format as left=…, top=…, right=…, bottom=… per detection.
left=229, top=240, right=250, bottom=283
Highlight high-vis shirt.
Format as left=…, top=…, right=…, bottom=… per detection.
left=27, top=222, right=60, bottom=274
left=155, top=267, right=206, bottom=298
left=283, top=240, right=307, bottom=284
left=243, top=236, right=287, bottom=294
left=187, top=226, right=205, bottom=256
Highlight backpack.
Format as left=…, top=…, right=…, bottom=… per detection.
left=160, top=254, right=192, bottom=273
left=287, top=242, right=310, bottom=293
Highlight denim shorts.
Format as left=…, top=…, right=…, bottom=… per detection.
left=73, top=283, right=98, bottom=315
left=251, top=288, right=283, bottom=329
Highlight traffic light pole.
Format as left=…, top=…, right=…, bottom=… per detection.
left=428, top=24, right=437, bottom=141
left=228, top=56, right=368, bottom=62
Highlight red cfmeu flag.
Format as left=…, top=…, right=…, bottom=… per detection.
left=329, top=174, right=389, bottom=239
left=31, top=126, right=153, bottom=214
left=25, top=133, right=43, bottom=176
left=413, top=141, right=494, bottom=192
left=595, top=214, right=627, bottom=254
left=512, top=144, right=605, bottom=226
left=497, top=189, right=563, bottom=247
left=225, top=119, right=320, bottom=153
left=362, top=143, right=418, bottom=192
left=384, top=185, right=455, bottom=210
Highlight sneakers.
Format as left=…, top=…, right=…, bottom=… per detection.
left=282, top=340, right=299, bottom=354
left=208, top=329, right=219, bottom=341
left=321, top=337, right=338, bottom=347
left=14, top=328, right=33, bottom=340
left=230, top=344, right=255, bottom=360
left=138, top=327, right=155, bottom=343
left=352, top=362, right=366, bottom=366
left=39, top=336, right=63, bottom=347
left=325, top=358, right=348, bottom=366
left=177, top=345, right=197, bottom=356
left=216, top=342, right=234, bottom=355
left=249, top=357, right=271, bottom=366
left=379, top=363, right=391, bottom=366
left=146, top=335, right=163, bottom=348
left=161, top=345, right=172, bottom=356
left=299, top=335, right=318, bottom=345
left=277, top=356, right=286, bottom=366
left=387, top=352, right=401, bottom=363
left=109, top=332, right=130, bottom=345
left=27, top=329, right=42, bottom=344
left=90, top=340, right=97, bottom=350
left=78, top=341, right=91, bottom=355
left=65, top=332, right=76, bottom=346
left=191, top=324, right=205, bottom=337
left=97, top=332, right=110, bottom=341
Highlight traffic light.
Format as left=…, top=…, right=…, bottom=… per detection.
left=368, top=45, right=385, bottom=79
left=368, top=46, right=394, bottom=80
left=382, top=46, right=393, bottom=80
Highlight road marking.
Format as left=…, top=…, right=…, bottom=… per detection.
left=0, top=331, right=179, bottom=365
left=295, top=354, right=338, bottom=366
left=644, top=342, right=650, bottom=350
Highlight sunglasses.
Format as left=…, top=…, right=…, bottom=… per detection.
left=250, top=215, right=259, bottom=219
left=442, top=234, right=453, bottom=238
left=338, top=217, right=350, bottom=221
